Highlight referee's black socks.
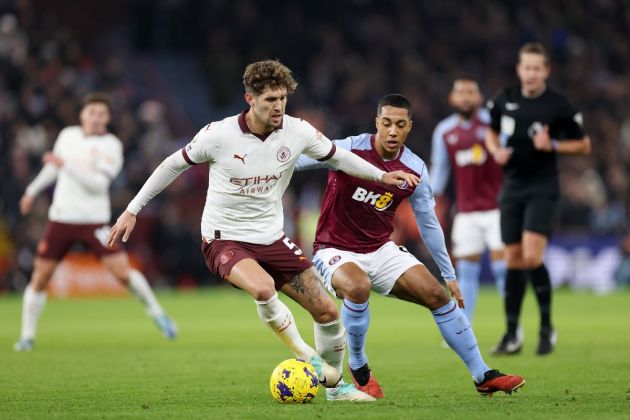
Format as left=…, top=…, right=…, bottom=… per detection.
left=529, top=264, right=553, bottom=330
left=504, top=269, right=526, bottom=337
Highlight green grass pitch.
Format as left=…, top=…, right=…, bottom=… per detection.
left=1, top=287, right=629, bottom=419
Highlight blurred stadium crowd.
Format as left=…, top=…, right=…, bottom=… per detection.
left=1, top=0, right=629, bottom=290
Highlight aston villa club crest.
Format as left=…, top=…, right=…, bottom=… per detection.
left=329, top=255, right=341, bottom=265
left=446, top=134, right=459, bottom=145
left=277, top=146, right=291, bottom=162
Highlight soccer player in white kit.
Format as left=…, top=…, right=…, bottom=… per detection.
left=107, top=60, right=419, bottom=401
left=14, top=93, right=177, bottom=352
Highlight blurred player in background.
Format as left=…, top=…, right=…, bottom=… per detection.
left=296, top=94, right=525, bottom=399
left=107, top=60, right=419, bottom=402
left=486, top=43, right=591, bottom=355
left=429, top=78, right=506, bottom=326
left=15, top=93, right=177, bottom=352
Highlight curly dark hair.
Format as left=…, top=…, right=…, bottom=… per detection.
left=242, top=59, right=298, bottom=95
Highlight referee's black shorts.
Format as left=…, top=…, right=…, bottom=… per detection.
left=499, top=191, right=559, bottom=245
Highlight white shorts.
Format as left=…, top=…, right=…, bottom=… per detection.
left=451, top=209, right=504, bottom=258
left=312, top=241, right=422, bottom=297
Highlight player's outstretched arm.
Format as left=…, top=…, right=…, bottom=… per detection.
left=428, top=126, right=451, bottom=196
left=296, top=138, right=356, bottom=172
left=20, top=153, right=62, bottom=215
left=107, top=150, right=192, bottom=247
left=19, top=194, right=35, bottom=215
left=415, top=209, right=464, bottom=308
left=327, top=147, right=419, bottom=187
left=408, top=170, right=460, bottom=305
left=294, top=154, right=329, bottom=172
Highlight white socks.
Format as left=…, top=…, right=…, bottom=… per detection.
left=314, top=318, right=346, bottom=373
left=19, top=270, right=164, bottom=342
left=128, top=269, right=164, bottom=317
left=20, top=284, right=47, bottom=341
left=256, top=293, right=317, bottom=359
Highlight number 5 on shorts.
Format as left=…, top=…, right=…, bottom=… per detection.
left=283, top=237, right=304, bottom=256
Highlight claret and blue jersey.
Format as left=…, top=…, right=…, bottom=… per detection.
left=296, top=133, right=456, bottom=281
left=429, top=109, right=502, bottom=213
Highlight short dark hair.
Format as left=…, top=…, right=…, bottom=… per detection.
left=452, top=75, right=479, bottom=86
left=82, top=92, right=112, bottom=112
left=377, top=94, right=412, bottom=118
left=451, top=77, right=480, bottom=94
left=518, top=42, right=549, bottom=65
left=242, top=59, right=298, bottom=95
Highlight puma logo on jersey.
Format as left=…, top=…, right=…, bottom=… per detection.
left=505, top=102, right=520, bottom=111
left=351, top=187, right=394, bottom=211
left=233, top=154, right=247, bottom=164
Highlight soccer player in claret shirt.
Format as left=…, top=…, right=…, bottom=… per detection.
left=14, top=93, right=177, bottom=352
left=486, top=43, right=591, bottom=356
left=107, top=60, right=419, bottom=402
left=429, top=78, right=507, bottom=326
left=296, top=94, right=525, bottom=398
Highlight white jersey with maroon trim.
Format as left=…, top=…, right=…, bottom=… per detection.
left=34, top=126, right=123, bottom=224
left=182, top=112, right=336, bottom=245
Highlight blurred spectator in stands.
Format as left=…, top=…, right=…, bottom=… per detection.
left=2, top=0, right=629, bottom=289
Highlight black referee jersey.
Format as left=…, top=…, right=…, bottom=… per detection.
left=488, top=85, right=585, bottom=196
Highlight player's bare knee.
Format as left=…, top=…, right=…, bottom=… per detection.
left=31, top=260, right=56, bottom=291
left=336, top=274, right=370, bottom=303
left=115, top=274, right=130, bottom=286
left=427, top=284, right=450, bottom=309
left=505, top=245, right=524, bottom=268
left=312, top=299, right=339, bottom=323
left=108, top=266, right=130, bottom=285
left=343, top=281, right=371, bottom=303
left=103, top=254, right=131, bottom=284
left=30, top=276, right=49, bottom=292
left=523, top=255, right=543, bottom=269
left=505, top=253, right=520, bottom=268
left=252, top=285, right=277, bottom=302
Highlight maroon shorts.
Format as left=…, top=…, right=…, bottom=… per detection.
left=37, top=221, right=122, bottom=260
left=201, top=235, right=313, bottom=290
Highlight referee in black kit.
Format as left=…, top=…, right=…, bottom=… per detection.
left=485, top=43, right=591, bottom=356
